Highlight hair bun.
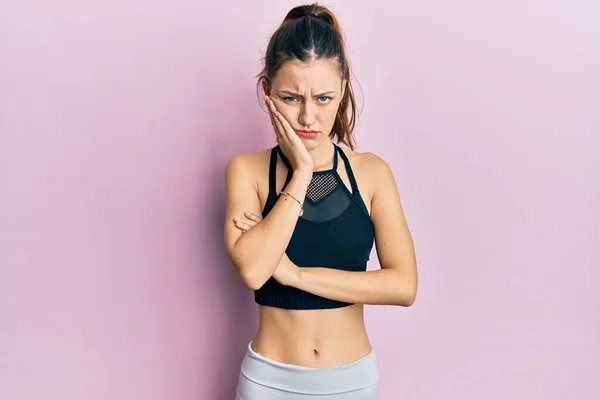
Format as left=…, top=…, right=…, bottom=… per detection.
left=284, top=5, right=335, bottom=27
left=302, top=12, right=320, bottom=20
left=311, top=12, right=334, bottom=26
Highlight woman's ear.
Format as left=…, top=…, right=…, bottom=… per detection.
left=260, top=77, right=271, bottom=96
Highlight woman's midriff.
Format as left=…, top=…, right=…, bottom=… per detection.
left=251, top=303, right=372, bottom=368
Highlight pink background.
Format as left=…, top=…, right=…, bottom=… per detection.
left=1, top=1, right=598, bottom=399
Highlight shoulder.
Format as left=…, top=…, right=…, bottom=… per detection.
left=226, top=148, right=272, bottom=175
left=225, top=148, right=273, bottom=190
left=339, top=146, right=397, bottom=199
left=226, top=148, right=271, bottom=168
left=339, top=147, right=393, bottom=178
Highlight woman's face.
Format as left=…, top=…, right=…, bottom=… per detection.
left=266, top=58, right=345, bottom=150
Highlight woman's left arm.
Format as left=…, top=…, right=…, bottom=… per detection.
left=287, top=155, right=418, bottom=306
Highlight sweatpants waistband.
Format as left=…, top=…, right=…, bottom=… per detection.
left=239, top=342, right=379, bottom=395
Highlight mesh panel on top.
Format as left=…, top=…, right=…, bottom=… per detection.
left=301, top=172, right=351, bottom=223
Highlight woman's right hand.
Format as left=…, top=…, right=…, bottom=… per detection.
left=265, top=95, right=314, bottom=172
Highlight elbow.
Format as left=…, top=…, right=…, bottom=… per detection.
left=392, top=275, right=417, bottom=307
left=229, top=239, right=272, bottom=291
left=241, top=275, right=265, bottom=291
left=400, top=290, right=417, bottom=307
left=229, top=250, right=267, bottom=290
left=238, top=263, right=269, bottom=291
left=393, top=291, right=416, bottom=307
left=405, top=283, right=418, bottom=307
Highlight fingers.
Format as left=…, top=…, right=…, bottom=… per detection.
left=244, top=211, right=262, bottom=222
left=266, top=97, right=300, bottom=148
left=264, top=96, right=288, bottom=143
left=272, top=108, right=294, bottom=138
left=266, top=102, right=281, bottom=137
left=264, top=96, right=278, bottom=125
left=233, top=218, right=253, bottom=231
left=233, top=212, right=262, bottom=232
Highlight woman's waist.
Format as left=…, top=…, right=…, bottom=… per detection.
left=240, top=341, right=379, bottom=394
left=253, top=304, right=371, bottom=368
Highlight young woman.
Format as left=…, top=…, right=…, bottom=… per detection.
left=224, top=3, right=418, bottom=399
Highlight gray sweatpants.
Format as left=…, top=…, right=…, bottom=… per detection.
left=235, top=342, right=380, bottom=399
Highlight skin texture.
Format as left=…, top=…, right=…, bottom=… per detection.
left=224, top=58, right=417, bottom=367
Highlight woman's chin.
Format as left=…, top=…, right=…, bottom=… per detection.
left=301, top=139, right=319, bottom=151
left=300, top=134, right=326, bottom=149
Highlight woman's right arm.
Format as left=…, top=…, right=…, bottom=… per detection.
left=223, top=153, right=311, bottom=290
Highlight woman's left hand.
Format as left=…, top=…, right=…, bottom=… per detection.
left=233, top=211, right=262, bottom=233
left=233, top=211, right=300, bottom=286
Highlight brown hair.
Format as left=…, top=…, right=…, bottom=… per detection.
left=257, top=3, right=358, bottom=150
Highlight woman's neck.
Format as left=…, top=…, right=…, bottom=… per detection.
left=309, top=139, right=336, bottom=171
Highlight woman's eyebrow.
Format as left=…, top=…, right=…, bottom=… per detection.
left=278, top=90, right=337, bottom=96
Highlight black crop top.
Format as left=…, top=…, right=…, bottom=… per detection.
left=254, top=144, right=375, bottom=310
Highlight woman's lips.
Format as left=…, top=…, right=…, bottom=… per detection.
left=296, top=130, right=319, bottom=139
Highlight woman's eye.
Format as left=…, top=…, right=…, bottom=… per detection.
left=282, top=96, right=331, bottom=103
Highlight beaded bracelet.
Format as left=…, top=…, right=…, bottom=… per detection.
left=280, top=191, right=304, bottom=217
